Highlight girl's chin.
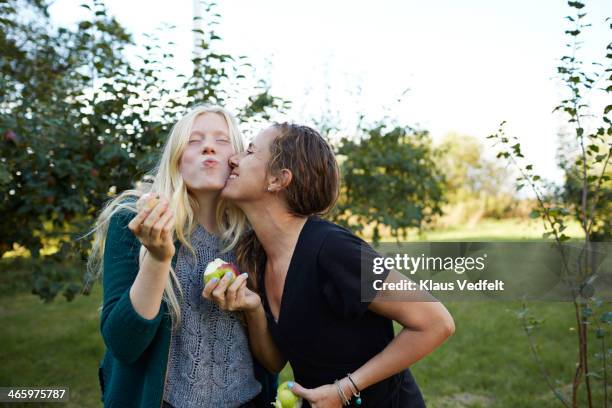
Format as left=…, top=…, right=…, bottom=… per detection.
left=187, top=182, right=226, bottom=193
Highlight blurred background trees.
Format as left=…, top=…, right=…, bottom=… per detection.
left=0, top=0, right=287, bottom=300
left=0, top=0, right=591, bottom=304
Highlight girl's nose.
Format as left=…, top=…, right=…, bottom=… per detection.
left=201, top=139, right=216, bottom=154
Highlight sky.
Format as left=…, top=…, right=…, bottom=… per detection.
left=48, top=0, right=612, bottom=184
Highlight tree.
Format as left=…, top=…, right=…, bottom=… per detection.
left=331, top=123, right=446, bottom=242
left=487, top=2, right=611, bottom=405
left=0, top=0, right=286, bottom=301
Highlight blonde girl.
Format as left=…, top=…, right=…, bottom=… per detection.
left=88, top=105, right=277, bottom=408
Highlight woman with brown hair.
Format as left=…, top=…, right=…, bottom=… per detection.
left=204, top=123, right=454, bottom=407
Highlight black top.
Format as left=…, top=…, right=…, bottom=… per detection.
left=259, top=216, right=426, bottom=408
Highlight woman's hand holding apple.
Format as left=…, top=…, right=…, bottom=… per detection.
left=288, top=382, right=343, bottom=408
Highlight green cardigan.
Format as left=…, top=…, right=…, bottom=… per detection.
left=98, top=210, right=277, bottom=407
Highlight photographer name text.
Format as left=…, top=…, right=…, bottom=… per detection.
left=373, top=279, right=505, bottom=291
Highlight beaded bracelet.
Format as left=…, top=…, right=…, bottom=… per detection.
left=334, top=379, right=350, bottom=406
left=346, top=373, right=362, bottom=405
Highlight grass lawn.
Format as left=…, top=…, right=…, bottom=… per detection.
left=1, top=218, right=607, bottom=407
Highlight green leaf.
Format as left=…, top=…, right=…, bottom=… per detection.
left=567, top=1, right=585, bottom=9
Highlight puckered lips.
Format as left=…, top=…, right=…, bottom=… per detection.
left=201, top=157, right=219, bottom=168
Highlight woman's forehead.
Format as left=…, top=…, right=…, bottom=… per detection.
left=253, top=126, right=277, bottom=147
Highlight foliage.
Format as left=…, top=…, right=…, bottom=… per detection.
left=331, top=123, right=446, bottom=242
left=0, top=0, right=287, bottom=301
left=487, top=2, right=611, bottom=406
left=437, top=132, right=511, bottom=198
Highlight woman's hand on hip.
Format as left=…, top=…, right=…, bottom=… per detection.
left=202, top=271, right=261, bottom=312
left=128, top=193, right=176, bottom=263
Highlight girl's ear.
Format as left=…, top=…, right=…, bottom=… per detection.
left=267, top=169, right=293, bottom=192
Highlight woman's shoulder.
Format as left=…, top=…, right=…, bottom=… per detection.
left=308, top=216, right=354, bottom=237
left=307, top=216, right=365, bottom=256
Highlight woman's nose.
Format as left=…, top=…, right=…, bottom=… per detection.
left=228, top=153, right=239, bottom=169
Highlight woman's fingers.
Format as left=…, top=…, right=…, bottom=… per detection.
left=287, top=382, right=311, bottom=401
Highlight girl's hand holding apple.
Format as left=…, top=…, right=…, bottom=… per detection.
left=128, top=193, right=176, bottom=263
left=202, top=260, right=261, bottom=313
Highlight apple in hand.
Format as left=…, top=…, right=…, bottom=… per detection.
left=203, top=258, right=240, bottom=285
left=273, top=381, right=301, bottom=408
left=136, top=192, right=160, bottom=212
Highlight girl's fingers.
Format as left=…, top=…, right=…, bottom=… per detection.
left=153, top=209, right=173, bottom=241
left=202, top=278, right=219, bottom=300
left=211, top=272, right=234, bottom=307
left=161, top=215, right=175, bottom=241
left=142, top=200, right=168, bottom=239
left=228, top=279, right=248, bottom=310
left=227, top=273, right=248, bottom=298
left=128, top=207, right=152, bottom=235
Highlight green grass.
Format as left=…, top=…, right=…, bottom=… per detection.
left=406, top=301, right=608, bottom=407
left=381, top=218, right=585, bottom=242
left=1, top=219, right=608, bottom=407
left=0, top=285, right=104, bottom=407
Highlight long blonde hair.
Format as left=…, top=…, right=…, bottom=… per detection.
left=86, top=105, right=247, bottom=329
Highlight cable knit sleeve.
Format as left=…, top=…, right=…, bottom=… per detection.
left=100, top=209, right=165, bottom=364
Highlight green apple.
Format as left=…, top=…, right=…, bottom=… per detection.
left=277, top=381, right=292, bottom=393
left=277, top=389, right=299, bottom=408
left=274, top=382, right=300, bottom=408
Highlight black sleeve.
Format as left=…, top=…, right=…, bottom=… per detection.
left=317, top=226, right=391, bottom=320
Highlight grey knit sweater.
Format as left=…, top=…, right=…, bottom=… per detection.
left=163, top=224, right=261, bottom=407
